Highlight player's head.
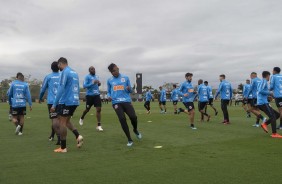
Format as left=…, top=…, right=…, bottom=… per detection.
left=108, top=63, right=119, bottom=77
left=57, top=57, right=68, bottom=71
left=204, top=81, right=208, bottom=86
left=262, top=71, right=271, bottom=81
left=198, top=79, right=203, bottom=85
left=250, top=72, right=257, bottom=79
left=273, top=67, right=281, bottom=74
left=219, top=74, right=225, bottom=82
left=173, top=84, right=177, bottom=89
left=159, top=86, right=162, bottom=90
left=89, top=66, right=95, bottom=75
left=16, top=72, right=24, bottom=81
left=246, top=79, right=250, bottom=84
left=51, top=61, right=59, bottom=72
left=185, top=73, right=193, bottom=82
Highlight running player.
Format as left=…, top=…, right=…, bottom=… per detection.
left=79, top=66, right=103, bottom=131
left=8, top=72, right=32, bottom=135
left=171, top=84, right=179, bottom=114
left=159, top=86, right=167, bottom=113
left=177, top=73, right=197, bottom=130
left=39, top=61, right=61, bottom=144
left=51, top=57, right=83, bottom=153
left=144, top=88, right=152, bottom=114
left=215, top=74, right=232, bottom=124
left=198, top=79, right=211, bottom=121
left=204, top=81, right=218, bottom=116
left=242, top=79, right=252, bottom=118
left=107, top=63, right=142, bottom=147
left=270, top=67, right=282, bottom=129
left=258, top=71, right=282, bottom=138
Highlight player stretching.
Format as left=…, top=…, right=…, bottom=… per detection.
left=144, top=88, right=152, bottom=114
left=159, top=86, right=167, bottom=113
left=242, top=79, right=252, bottom=118
left=198, top=79, right=211, bottom=121
left=171, top=84, right=179, bottom=114
left=204, top=81, right=218, bottom=116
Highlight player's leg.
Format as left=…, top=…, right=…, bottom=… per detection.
left=221, top=100, right=230, bottom=124
left=79, top=96, right=92, bottom=125
left=188, top=107, right=196, bottom=129
left=124, top=103, right=141, bottom=139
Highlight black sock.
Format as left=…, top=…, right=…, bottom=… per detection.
left=98, top=122, right=101, bottom=126
left=160, top=108, right=163, bottom=111
left=256, top=118, right=260, bottom=124
left=258, top=114, right=264, bottom=120
left=179, top=108, right=184, bottom=112
left=61, top=140, right=66, bottom=149
left=72, top=130, right=79, bottom=139
left=190, top=124, right=194, bottom=127
left=51, top=127, right=55, bottom=138
left=20, top=124, right=24, bottom=132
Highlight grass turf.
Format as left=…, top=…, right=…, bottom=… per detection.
left=0, top=101, right=281, bottom=184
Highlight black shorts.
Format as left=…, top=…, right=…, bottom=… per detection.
left=144, top=101, right=150, bottom=107
left=183, top=102, right=194, bottom=112
left=208, top=98, right=214, bottom=105
left=11, top=107, right=26, bottom=116
left=275, top=98, right=282, bottom=108
left=9, top=106, right=12, bottom=114
left=242, top=98, right=248, bottom=105
left=172, top=101, right=178, bottom=105
left=86, top=95, right=102, bottom=108
left=250, top=98, right=257, bottom=107
left=57, top=104, right=78, bottom=117
left=47, top=104, right=58, bottom=119
left=198, top=102, right=208, bottom=111
left=112, top=102, right=137, bottom=120
left=159, top=101, right=166, bottom=105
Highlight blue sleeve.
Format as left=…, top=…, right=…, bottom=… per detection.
left=8, top=85, right=13, bottom=105
left=39, top=76, right=48, bottom=101
left=270, top=76, right=274, bottom=91
left=207, top=87, right=210, bottom=99
left=125, top=77, right=132, bottom=93
left=53, top=71, right=67, bottom=107
left=25, top=84, right=32, bottom=106
left=258, top=81, right=270, bottom=96
left=107, top=79, right=112, bottom=98
left=83, top=75, right=92, bottom=88
left=215, top=83, right=222, bottom=98
left=178, top=84, right=185, bottom=97
left=247, top=82, right=254, bottom=97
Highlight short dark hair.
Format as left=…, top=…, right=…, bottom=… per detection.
left=108, top=63, right=116, bottom=72
left=51, top=61, right=59, bottom=72
left=16, top=72, right=24, bottom=79
left=58, top=57, right=68, bottom=64
left=185, top=73, right=193, bottom=77
left=204, top=81, right=208, bottom=84
left=262, top=71, right=271, bottom=78
left=220, top=74, right=225, bottom=79
left=273, top=67, right=281, bottom=74
left=251, top=72, right=257, bottom=75
left=198, top=79, right=203, bottom=84
left=173, top=84, right=177, bottom=88
left=246, top=79, right=250, bottom=82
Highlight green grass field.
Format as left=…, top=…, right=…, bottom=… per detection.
left=1, top=101, right=282, bottom=184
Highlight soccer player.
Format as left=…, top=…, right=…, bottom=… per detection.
left=177, top=73, right=197, bottom=130
left=39, top=61, right=61, bottom=144
left=8, top=72, right=32, bottom=135
left=159, top=86, right=167, bottom=113
left=144, top=88, right=152, bottom=114
left=270, top=67, right=282, bottom=129
left=6, top=88, right=12, bottom=121
left=204, top=81, right=218, bottom=116
left=247, top=72, right=266, bottom=127
left=50, top=57, right=83, bottom=153
left=107, top=63, right=142, bottom=147
left=215, top=74, right=232, bottom=124
left=197, top=79, right=211, bottom=121
left=171, top=84, right=179, bottom=114
left=258, top=71, right=282, bottom=138
left=242, top=79, right=252, bottom=118
left=79, top=66, right=103, bottom=131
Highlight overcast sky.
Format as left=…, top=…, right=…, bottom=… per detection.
left=0, top=0, right=281, bottom=90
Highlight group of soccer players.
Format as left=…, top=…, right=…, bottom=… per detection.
left=6, top=59, right=282, bottom=153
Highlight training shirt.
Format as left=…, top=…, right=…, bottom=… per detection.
left=198, top=84, right=210, bottom=102
left=178, top=81, right=196, bottom=103
left=248, top=77, right=262, bottom=99
left=171, top=89, right=179, bottom=101
left=39, top=72, right=60, bottom=104
left=83, top=74, right=100, bottom=96
left=159, top=89, right=167, bottom=102
left=53, top=66, right=80, bottom=107
left=107, top=74, right=132, bottom=104
left=257, top=78, right=270, bottom=105
left=8, top=80, right=32, bottom=108
left=270, top=74, right=282, bottom=98
left=145, top=91, right=152, bottom=102
left=215, top=80, right=233, bottom=100
left=243, top=84, right=252, bottom=99
left=206, top=85, right=214, bottom=99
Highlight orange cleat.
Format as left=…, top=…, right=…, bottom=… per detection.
left=261, top=123, right=268, bottom=133
left=271, top=133, right=282, bottom=138
left=54, top=147, right=67, bottom=153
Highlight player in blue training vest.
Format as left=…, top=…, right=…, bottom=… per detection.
left=144, top=88, right=152, bottom=114
left=204, top=81, right=218, bottom=116
left=39, top=61, right=61, bottom=144
left=50, top=57, right=83, bottom=153
left=270, top=67, right=282, bottom=129
left=79, top=66, right=103, bottom=131
left=107, top=63, right=142, bottom=147
left=258, top=71, right=282, bottom=138
left=171, top=84, right=179, bottom=114
left=159, top=86, right=167, bottom=113
left=197, top=79, right=211, bottom=122
left=247, top=72, right=266, bottom=127
left=215, top=74, right=232, bottom=124
left=8, top=72, right=32, bottom=135
left=242, top=79, right=252, bottom=118
left=177, top=73, right=197, bottom=130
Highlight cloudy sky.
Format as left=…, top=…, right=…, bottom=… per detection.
left=0, top=0, right=281, bottom=90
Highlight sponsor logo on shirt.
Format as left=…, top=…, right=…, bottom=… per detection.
left=121, top=78, right=125, bottom=82
left=113, top=85, right=124, bottom=91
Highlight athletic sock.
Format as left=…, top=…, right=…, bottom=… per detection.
left=72, top=130, right=79, bottom=139
left=98, top=122, right=101, bottom=126
left=56, top=135, right=61, bottom=145
left=179, top=108, right=184, bottom=112
left=256, top=118, right=260, bottom=124
left=258, top=114, right=264, bottom=120
left=61, top=140, right=66, bottom=149
left=20, top=124, right=24, bottom=132
left=190, top=124, right=194, bottom=127
left=51, top=127, right=55, bottom=138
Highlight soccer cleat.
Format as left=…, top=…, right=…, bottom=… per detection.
left=252, top=124, right=260, bottom=127
left=49, top=136, right=54, bottom=141
left=147, top=110, right=151, bottom=114
left=127, top=141, right=133, bottom=147
left=9, top=114, right=12, bottom=121
left=135, top=132, right=142, bottom=140
left=77, top=135, right=84, bottom=148
left=15, top=125, right=21, bottom=135
left=276, top=126, right=282, bottom=130
left=54, top=147, right=67, bottom=153
left=18, top=132, right=23, bottom=136
left=223, top=122, right=230, bottom=125
left=177, top=108, right=184, bottom=114
left=96, top=126, right=104, bottom=132
left=261, top=123, right=268, bottom=133
left=191, top=126, right=197, bottom=130
left=79, top=118, right=83, bottom=126
left=271, top=133, right=282, bottom=138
